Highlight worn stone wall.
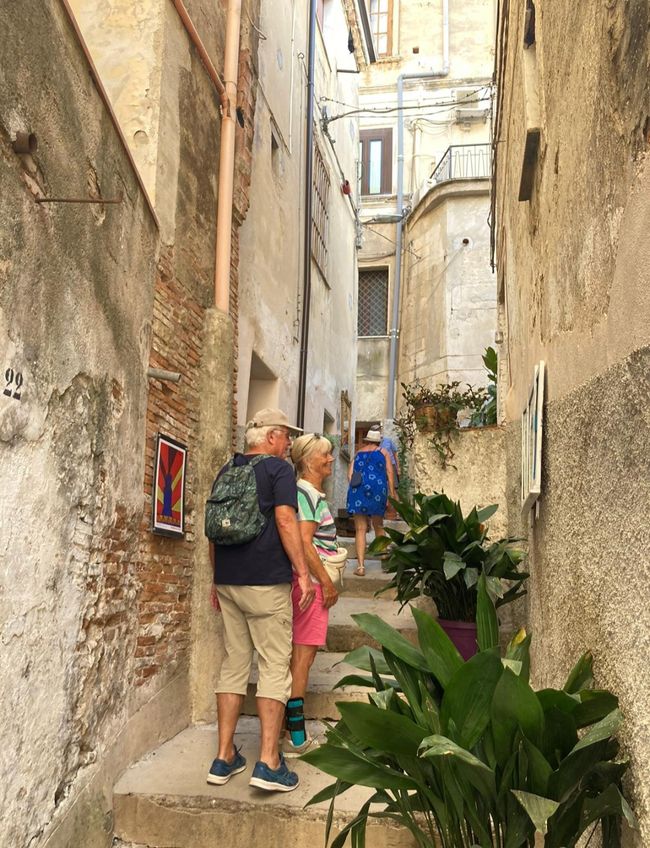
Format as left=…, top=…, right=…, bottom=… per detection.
left=1, top=1, right=262, bottom=846
left=495, top=1, right=650, bottom=843
left=412, top=427, right=507, bottom=538
left=0, top=3, right=160, bottom=846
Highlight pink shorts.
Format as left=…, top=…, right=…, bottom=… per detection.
left=291, top=576, right=329, bottom=646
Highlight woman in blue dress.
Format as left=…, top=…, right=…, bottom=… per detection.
left=346, top=429, right=396, bottom=575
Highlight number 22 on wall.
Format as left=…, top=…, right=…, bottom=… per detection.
left=4, top=368, right=23, bottom=401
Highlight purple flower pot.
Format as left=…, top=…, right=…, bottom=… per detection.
left=438, top=619, right=478, bottom=661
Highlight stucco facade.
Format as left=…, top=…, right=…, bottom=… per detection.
left=238, top=0, right=367, bottom=511
left=495, top=1, right=650, bottom=843
left=0, top=5, right=160, bottom=846
left=356, top=0, right=497, bottom=424
left=399, top=182, right=495, bottom=387
left=1, top=1, right=258, bottom=845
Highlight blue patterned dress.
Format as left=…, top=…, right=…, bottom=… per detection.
left=346, top=448, right=388, bottom=516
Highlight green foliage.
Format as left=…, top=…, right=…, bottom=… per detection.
left=397, top=379, right=490, bottom=467
left=470, top=346, right=498, bottom=427
left=305, top=605, right=636, bottom=848
left=368, top=491, right=527, bottom=621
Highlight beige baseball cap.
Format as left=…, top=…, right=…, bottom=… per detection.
left=246, top=407, right=303, bottom=434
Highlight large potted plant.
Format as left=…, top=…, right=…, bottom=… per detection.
left=368, top=492, right=527, bottom=659
left=304, top=584, right=636, bottom=848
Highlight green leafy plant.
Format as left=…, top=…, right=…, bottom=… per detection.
left=398, top=380, right=489, bottom=467
left=369, top=492, right=527, bottom=621
left=470, top=347, right=498, bottom=427
left=304, top=585, right=636, bottom=848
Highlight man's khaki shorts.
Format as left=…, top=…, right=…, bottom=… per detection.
left=215, top=583, right=293, bottom=704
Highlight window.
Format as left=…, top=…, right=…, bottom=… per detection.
left=360, top=128, right=392, bottom=195
left=312, top=142, right=331, bottom=276
left=367, top=0, right=392, bottom=56
left=358, top=269, right=389, bottom=336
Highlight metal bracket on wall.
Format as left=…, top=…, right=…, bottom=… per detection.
left=148, top=368, right=181, bottom=383
left=35, top=194, right=123, bottom=205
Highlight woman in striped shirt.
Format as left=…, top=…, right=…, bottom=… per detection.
left=282, top=434, right=340, bottom=756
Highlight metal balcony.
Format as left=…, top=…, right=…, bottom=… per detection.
left=430, top=143, right=491, bottom=185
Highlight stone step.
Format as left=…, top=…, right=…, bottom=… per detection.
left=113, top=718, right=416, bottom=848
left=244, top=652, right=373, bottom=720
left=343, top=557, right=396, bottom=599
left=326, top=594, right=419, bottom=653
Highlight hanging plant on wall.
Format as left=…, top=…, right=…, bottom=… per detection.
left=398, top=379, right=488, bottom=467
left=397, top=348, right=499, bottom=468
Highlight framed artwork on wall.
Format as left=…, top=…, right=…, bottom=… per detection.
left=152, top=433, right=187, bottom=537
left=521, top=361, right=545, bottom=514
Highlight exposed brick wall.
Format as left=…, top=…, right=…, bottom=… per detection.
left=134, top=245, right=204, bottom=684
left=134, top=10, right=260, bottom=681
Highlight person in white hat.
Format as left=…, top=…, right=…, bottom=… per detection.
left=206, top=408, right=315, bottom=792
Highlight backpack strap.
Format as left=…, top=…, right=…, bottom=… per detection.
left=248, top=453, right=272, bottom=467
left=246, top=453, right=274, bottom=519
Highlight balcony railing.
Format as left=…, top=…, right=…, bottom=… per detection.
left=430, top=144, right=491, bottom=185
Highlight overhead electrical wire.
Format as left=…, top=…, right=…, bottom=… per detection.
left=320, top=86, right=492, bottom=123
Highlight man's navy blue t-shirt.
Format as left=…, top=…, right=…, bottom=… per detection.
left=213, top=454, right=297, bottom=586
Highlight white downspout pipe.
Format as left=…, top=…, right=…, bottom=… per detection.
left=386, top=0, right=450, bottom=417
left=170, top=0, right=242, bottom=314
left=214, top=0, right=243, bottom=313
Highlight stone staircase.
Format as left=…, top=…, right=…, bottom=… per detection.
left=112, top=557, right=419, bottom=848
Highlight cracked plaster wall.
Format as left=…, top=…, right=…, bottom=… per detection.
left=496, top=1, right=650, bottom=843
left=0, top=2, right=159, bottom=845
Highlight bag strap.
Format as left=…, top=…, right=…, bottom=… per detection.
left=248, top=453, right=272, bottom=467
left=298, top=482, right=324, bottom=519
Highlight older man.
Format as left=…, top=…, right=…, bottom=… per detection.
left=207, top=408, right=315, bottom=792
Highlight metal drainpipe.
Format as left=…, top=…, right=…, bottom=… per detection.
left=214, top=0, right=243, bottom=313
left=386, top=0, right=450, bottom=418
left=296, top=0, right=318, bottom=428
left=166, top=1, right=243, bottom=313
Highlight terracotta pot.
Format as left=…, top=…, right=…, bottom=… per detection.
left=437, top=619, right=478, bottom=661
left=413, top=403, right=456, bottom=433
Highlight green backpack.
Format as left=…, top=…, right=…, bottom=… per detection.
left=205, top=454, right=271, bottom=545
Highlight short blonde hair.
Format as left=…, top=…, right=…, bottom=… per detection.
left=290, top=434, right=332, bottom=475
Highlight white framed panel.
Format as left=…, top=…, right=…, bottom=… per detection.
left=521, top=361, right=545, bottom=513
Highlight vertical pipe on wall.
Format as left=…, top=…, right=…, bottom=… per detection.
left=296, top=0, right=318, bottom=428
left=386, top=0, right=450, bottom=418
left=214, top=0, right=243, bottom=313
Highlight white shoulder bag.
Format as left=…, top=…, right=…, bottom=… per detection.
left=320, top=547, right=348, bottom=593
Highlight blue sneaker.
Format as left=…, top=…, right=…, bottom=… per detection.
left=248, top=753, right=300, bottom=792
left=206, top=747, right=247, bottom=785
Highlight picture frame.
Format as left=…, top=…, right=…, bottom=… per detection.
left=521, top=361, right=545, bottom=513
left=152, top=433, right=187, bottom=537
